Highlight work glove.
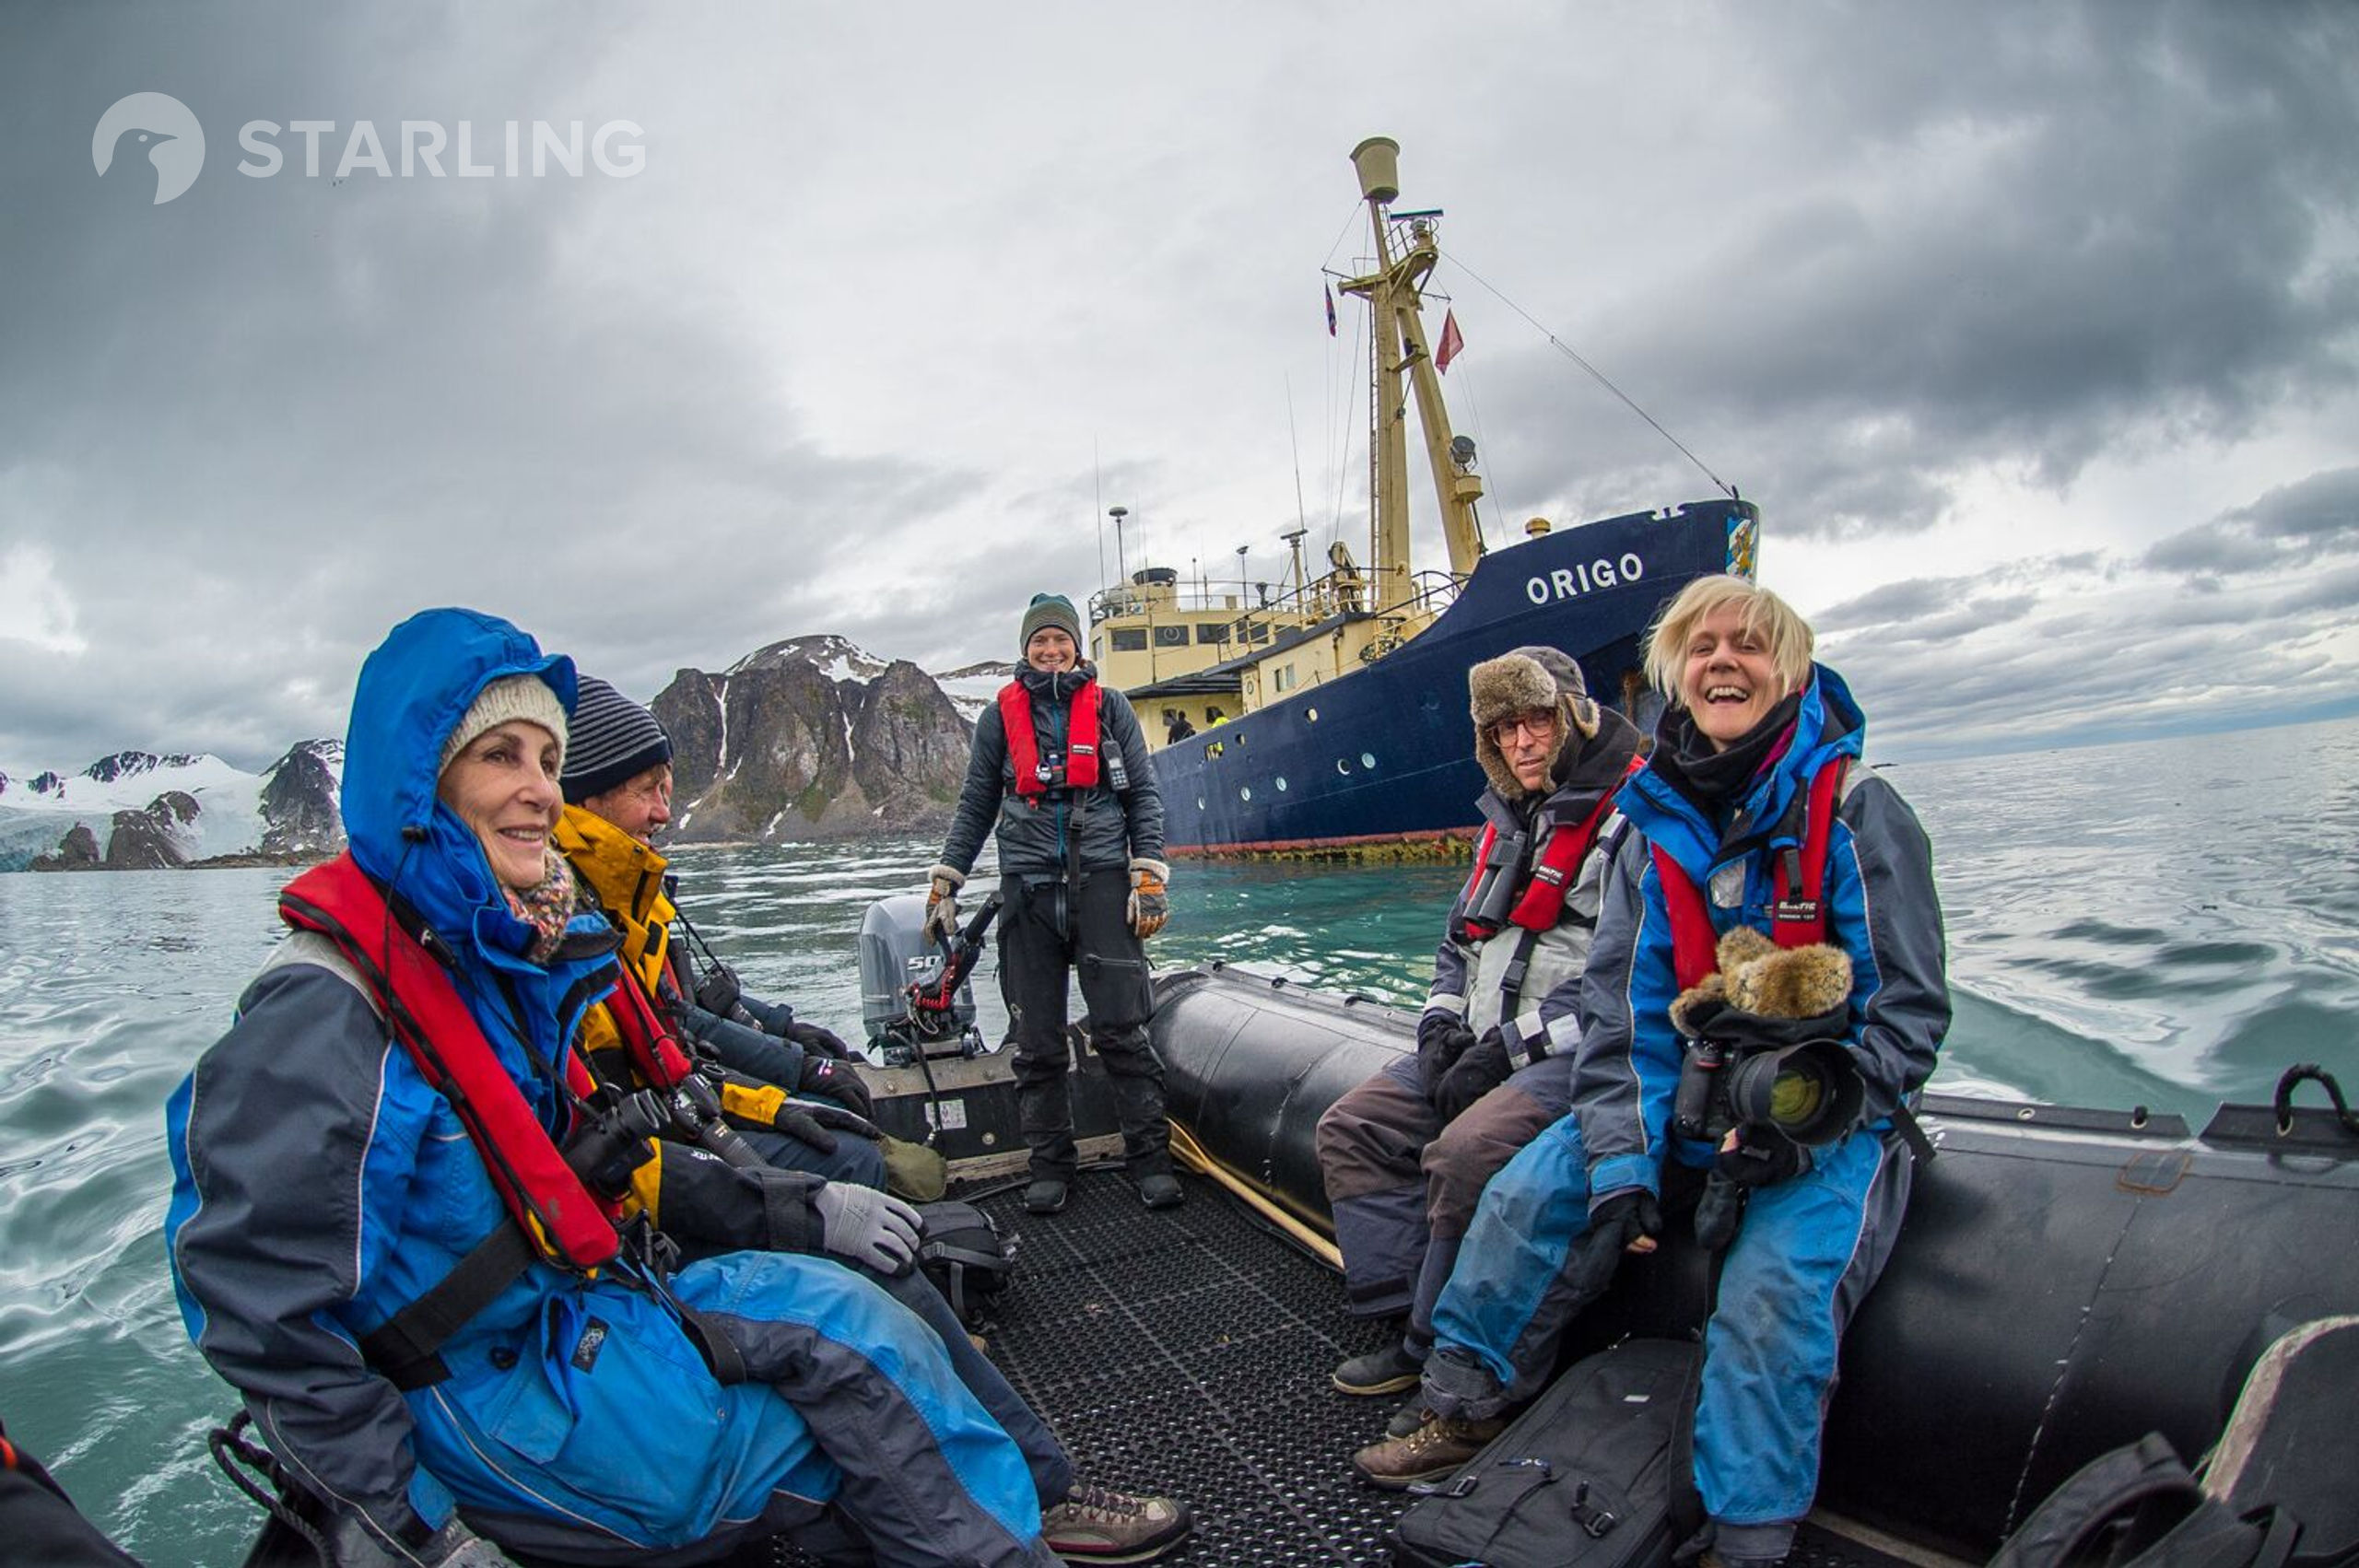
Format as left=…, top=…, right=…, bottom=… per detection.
left=694, top=961, right=744, bottom=1020
left=812, top=1181, right=922, bottom=1274
left=1715, top=1126, right=1809, bottom=1189
left=325, top=1512, right=522, bottom=1567
left=1430, top=1025, right=1514, bottom=1126
left=1568, top=1187, right=1662, bottom=1302
left=784, top=1016, right=854, bottom=1061
left=1127, top=857, right=1170, bottom=938
left=1414, top=1012, right=1479, bottom=1102
left=772, top=1098, right=883, bottom=1157
left=922, top=863, right=964, bottom=946
left=797, top=1054, right=875, bottom=1119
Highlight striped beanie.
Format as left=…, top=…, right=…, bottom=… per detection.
left=561, top=675, right=673, bottom=803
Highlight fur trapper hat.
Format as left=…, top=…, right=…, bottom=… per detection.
left=1669, top=926, right=1852, bottom=1036
left=1468, top=645, right=1601, bottom=798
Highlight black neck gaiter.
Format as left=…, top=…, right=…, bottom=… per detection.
left=1652, top=691, right=1803, bottom=814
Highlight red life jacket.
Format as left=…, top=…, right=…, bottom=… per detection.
left=1654, top=756, right=1849, bottom=990
left=1454, top=759, right=1641, bottom=942
left=1000, top=677, right=1101, bottom=798
left=277, top=852, right=623, bottom=1272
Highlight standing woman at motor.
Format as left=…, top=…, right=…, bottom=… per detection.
left=926, top=592, right=1179, bottom=1216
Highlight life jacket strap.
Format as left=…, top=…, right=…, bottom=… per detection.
left=357, top=1224, right=536, bottom=1390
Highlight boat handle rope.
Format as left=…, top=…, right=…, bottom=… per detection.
left=2271, top=1063, right=2359, bottom=1138
left=207, top=1410, right=332, bottom=1559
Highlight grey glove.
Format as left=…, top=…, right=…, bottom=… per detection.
left=812, top=1181, right=922, bottom=1274
left=324, top=1512, right=521, bottom=1567
left=922, top=862, right=964, bottom=946
left=1127, top=856, right=1170, bottom=938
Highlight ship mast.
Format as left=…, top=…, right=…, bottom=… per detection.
left=1337, top=137, right=1486, bottom=594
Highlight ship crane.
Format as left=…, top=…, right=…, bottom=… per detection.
left=1334, top=135, right=1488, bottom=591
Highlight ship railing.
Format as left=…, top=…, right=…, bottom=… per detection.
left=1088, top=567, right=1464, bottom=653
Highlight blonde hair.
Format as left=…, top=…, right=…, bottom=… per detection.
left=1641, top=577, right=1814, bottom=701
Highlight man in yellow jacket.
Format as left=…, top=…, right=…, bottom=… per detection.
left=558, top=676, right=888, bottom=1217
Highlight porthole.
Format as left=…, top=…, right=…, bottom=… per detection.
left=1336, top=758, right=1352, bottom=775
left=1239, top=786, right=1252, bottom=802
left=1274, top=777, right=1288, bottom=792
left=1305, top=707, right=1320, bottom=722
left=1196, top=797, right=1206, bottom=811
left=1360, top=752, right=1378, bottom=769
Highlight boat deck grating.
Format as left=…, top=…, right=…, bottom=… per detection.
left=759, top=1165, right=1919, bottom=1568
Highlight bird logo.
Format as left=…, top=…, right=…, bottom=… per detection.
left=90, top=92, right=205, bottom=205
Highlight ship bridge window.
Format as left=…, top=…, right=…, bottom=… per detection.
left=1196, top=625, right=1230, bottom=645
left=1248, top=623, right=1272, bottom=643
left=1273, top=665, right=1298, bottom=695
left=1109, top=628, right=1148, bottom=652
left=1154, top=626, right=1190, bottom=648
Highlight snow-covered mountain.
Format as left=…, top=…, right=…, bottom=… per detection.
left=930, top=660, right=1013, bottom=721
left=0, top=742, right=345, bottom=872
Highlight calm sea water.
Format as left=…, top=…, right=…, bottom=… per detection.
left=2, top=718, right=2353, bottom=1565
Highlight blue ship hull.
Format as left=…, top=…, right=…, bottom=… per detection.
left=1155, top=498, right=1758, bottom=852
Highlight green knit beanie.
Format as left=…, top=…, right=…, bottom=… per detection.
left=1019, top=592, right=1082, bottom=655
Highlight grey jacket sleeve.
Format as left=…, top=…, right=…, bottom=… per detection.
left=1834, top=773, right=1950, bottom=1125
left=170, top=961, right=443, bottom=1548
left=1100, top=690, right=1166, bottom=863
left=938, top=704, right=1008, bottom=878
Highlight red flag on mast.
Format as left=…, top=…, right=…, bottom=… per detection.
left=1325, top=282, right=1338, bottom=338
left=1436, top=309, right=1464, bottom=373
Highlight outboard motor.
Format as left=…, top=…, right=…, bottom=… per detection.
left=859, top=893, right=989, bottom=1066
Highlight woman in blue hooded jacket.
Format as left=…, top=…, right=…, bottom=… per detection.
left=1408, top=577, right=1950, bottom=1568
left=164, top=609, right=1081, bottom=1567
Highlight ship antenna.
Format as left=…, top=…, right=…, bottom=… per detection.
left=1094, top=441, right=1108, bottom=591
left=1439, top=250, right=1738, bottom=502
left=1285, top=374, right=1310, bottom=539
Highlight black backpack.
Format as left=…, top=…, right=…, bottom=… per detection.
left=1392, top=1337, right=1703, bottom=1568
left=1989, top=1316, right=2359, bottom=1568
left=915, top=1199, right=1017, bottom=1330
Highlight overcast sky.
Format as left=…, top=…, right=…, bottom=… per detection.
left=3, top=0, right=2354, bottom=773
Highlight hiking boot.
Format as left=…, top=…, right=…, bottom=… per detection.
left=1351, top=1412, right=1505, bottom=1491
left=1024, top=1178, right=1069, bottom=1215
left=1040, top=1480, right=1194, bottom=1562
left=1331, top=1340, right=1424, bottom=1398
left=1385, top=1393, right=1434, bottom=1439
left=1136, top=1172, right=1185, bottom=1210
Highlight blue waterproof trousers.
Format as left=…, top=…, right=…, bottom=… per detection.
left=1428, top=1117, right=1910, bottom=1536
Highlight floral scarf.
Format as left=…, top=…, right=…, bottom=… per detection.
left=504, top=846, right=579, bottom=966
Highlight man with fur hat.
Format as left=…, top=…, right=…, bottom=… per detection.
left=925, top=592, right=1180, bottom=1217
left=557, top=675, right=886, bottom=1198
left=1318, top=645, right=1643, bottom=1479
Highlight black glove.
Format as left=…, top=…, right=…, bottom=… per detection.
left=1715, top=1126, right=1807, bottom=1188
left=785, top=1017, right=854, bottom=1063
left=1431, top=1026, right=1514, bottom=1125
left=694, top=962, right=744, bottom=1019
left=1568, top=1188, right=1661, bottom=1302
left=797, top=1054, right=874, bottom=1119
left=772, top=1098, right=883, bottom=1156
left=1415, top=1012, right=1478, bottom=1101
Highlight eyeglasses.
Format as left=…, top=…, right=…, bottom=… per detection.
left=1491, top=710, right=1559, bottom=744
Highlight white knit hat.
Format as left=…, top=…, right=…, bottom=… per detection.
left=439, top=673, right=569, bottom=777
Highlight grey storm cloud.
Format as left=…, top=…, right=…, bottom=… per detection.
left=2, top=0, right=2355, bottom=775
left=2144, top=464, right=2359, bottom=575
left=1458, top=2, right=2359, bottom=543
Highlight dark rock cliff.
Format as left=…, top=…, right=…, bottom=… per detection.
left=259, top=739, right=346, bottom=858
left=651, top=636, right=973, bottom=845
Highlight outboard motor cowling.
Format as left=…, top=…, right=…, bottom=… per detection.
left=859, top=894, right=986, bottom=1064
